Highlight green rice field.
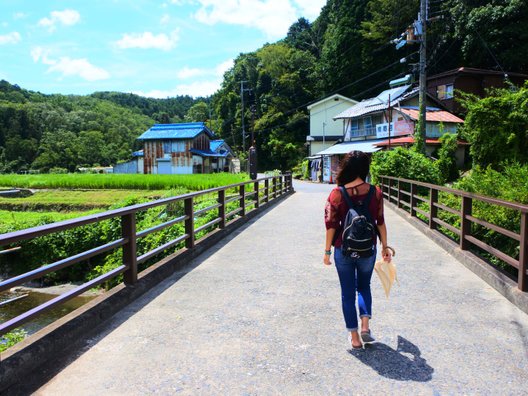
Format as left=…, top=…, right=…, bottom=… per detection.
left=0, top=173, right=249, bottom=191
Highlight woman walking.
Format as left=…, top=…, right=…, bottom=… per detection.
left=324, top=151, right=392, bottom=349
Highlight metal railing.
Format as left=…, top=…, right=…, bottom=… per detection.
left=0, top=174, right=294, bottom=336
left=379, top=175, right=528, bottom=292
left=348, top=127, right=376, bottom=138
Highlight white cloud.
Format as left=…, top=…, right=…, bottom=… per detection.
left=160, top=14, right=171, bottom=24
left=176, top=59, right=233, bottom=80
left=38, top=9, right=80, bottom=32
left=47, top=58, right=110, bottom=81
left=0, top=32, right=21, bottom=45
left=193, top=0, right=297, bottom=40
left=215, top=59, right=234, bottom=76
left=177, top=67, right=206, bottom=79
left=116, top=29, right=179, bottom=51
left=13, top=12, right=28, bottom=20
left=31, top=47, right=109, bottom=81
left=293, top=0, right=325, bottom=20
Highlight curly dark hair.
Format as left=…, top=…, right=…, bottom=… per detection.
left=336, top=150, right=370, bottom=185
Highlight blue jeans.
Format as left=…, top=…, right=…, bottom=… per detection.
left=334, top=247, right=376, bottom=331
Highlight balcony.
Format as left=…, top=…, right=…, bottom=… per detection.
left=348, top=127, right=376, bottom=139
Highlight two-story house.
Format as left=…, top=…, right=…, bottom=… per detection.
left=427, top=67, right=528, bottom=116
left=314, top=82, right=464, bottom=182
left=306, top=94, right=357, bottom=156
left=113, top=122, right=234, bottom=175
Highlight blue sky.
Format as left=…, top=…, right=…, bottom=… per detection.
left=0, top=0, right=325, bottom=98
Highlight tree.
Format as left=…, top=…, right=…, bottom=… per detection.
left=184, top=101, right=209, bottom=122
left=460, top=82, right=528, bottom=168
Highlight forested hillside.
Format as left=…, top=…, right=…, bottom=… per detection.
left=210, top=0, right=528, bottom=170
left=1, top=0, right=526, bottom=173
left=0, top=81, right=200, bottom=172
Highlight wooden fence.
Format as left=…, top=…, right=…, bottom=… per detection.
left=0, top=174, right=293, bottom=336
left=379, top=175, right=528, bottom=292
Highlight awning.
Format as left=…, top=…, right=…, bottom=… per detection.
left=314, top=139, right=384, bottom=156
left=190, top=148, right=229, bottom=158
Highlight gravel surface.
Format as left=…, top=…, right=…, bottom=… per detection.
left=33, top=180, right=528, bottom=395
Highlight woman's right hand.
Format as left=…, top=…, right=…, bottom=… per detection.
left=323, top=253, right=332, bottom=266
left=382, top=246, right=395, bottom=262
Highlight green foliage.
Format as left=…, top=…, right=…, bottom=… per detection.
left=0, top=82, right=155, bottom=173
left=436, top=132, right=459, bottom=183
left=184, top=101, right=210, bottom=123
left=0, top=329, right=27, bottom=352
left=412, top=120, right=426, bottom=155
left=448, top=163, right=528, bottom=271
left=291, top=159, right=310, bottom=179
left=460, top=82, right=528, bottom=168
left=0, top=173, right=249, bottom=191
left=370, top=147, right=441, bottom=185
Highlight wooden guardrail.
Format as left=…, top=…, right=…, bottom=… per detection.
left=0, top=174, right=294, bottom=336
left=379, top=175, right=528, bottom=292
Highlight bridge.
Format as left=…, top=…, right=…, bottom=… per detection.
left=1, top=178, right=528, bottom=394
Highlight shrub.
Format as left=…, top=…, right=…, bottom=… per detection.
left=370, top=147, right=441, bottom=185
left=436, top=133, right=459, bottom=183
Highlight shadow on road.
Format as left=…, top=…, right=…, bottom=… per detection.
left=349, top=336, right=434, bottom=382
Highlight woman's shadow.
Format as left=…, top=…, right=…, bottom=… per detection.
left=349, top=336, right=434, bottom=382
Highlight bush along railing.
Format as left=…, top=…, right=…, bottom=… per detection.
left=0, top=174, right=294, bottom=337
left=379, top=175, right=528, bottom=292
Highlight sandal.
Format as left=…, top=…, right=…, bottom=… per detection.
left=348, top=333, right=363, bottom=349
left=361, top=330, right=376, bottom=343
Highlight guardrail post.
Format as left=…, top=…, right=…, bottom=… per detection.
left=265, top=179, right=270, bottom=203
left=184, top=197, right=194, bottom=249
left=410, top=183, right=417, bottom=217
left=279, top=176, right=283, bottom=195
left=519, top=212, right=528, bottom=291
left=460, top=196, right=472, bottom=250
left=240, top=184, right=246, bottom=217
left=397, top=179, right=401, bottom=208
left=122, top=213, right=137, bottom=285
left=218, top=190, right=226, bottom=229
left=273, top=177, right=277, bottom=199
left=429, top=188, right=438, bottom=230
left=388, top=178, right=392, bottom=203
left=254, top=181, right=260, bottom=209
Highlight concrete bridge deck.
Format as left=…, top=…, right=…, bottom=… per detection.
left=26, top=181, right=528, bottom=394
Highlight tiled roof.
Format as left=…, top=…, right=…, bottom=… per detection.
left=397, top=108, right=464, bottom=123
left=138, top=122, right=215, bottom=140
left=334, top=85, right=414, bottom=119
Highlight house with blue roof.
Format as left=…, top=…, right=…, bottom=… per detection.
left=114, top=122, right=235, bottom=174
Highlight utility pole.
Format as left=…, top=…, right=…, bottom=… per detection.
left=417, top=0, right=428, bottom=153
left=392, top=0, right=428, bottom=153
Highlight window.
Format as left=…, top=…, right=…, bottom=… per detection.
left=350, top=119, right=359, bottom=130
left=437, top=84, right=454, bottom=100
left=363, top=116, right=373, bottom=128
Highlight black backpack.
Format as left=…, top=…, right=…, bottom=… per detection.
left=339, top=185, right=377, bottom=258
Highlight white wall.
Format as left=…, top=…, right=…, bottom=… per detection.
left=309, top=96, right=356, bottom=138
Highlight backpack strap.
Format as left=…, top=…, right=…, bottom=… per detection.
left=339, top=184, right=375, bottom=210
